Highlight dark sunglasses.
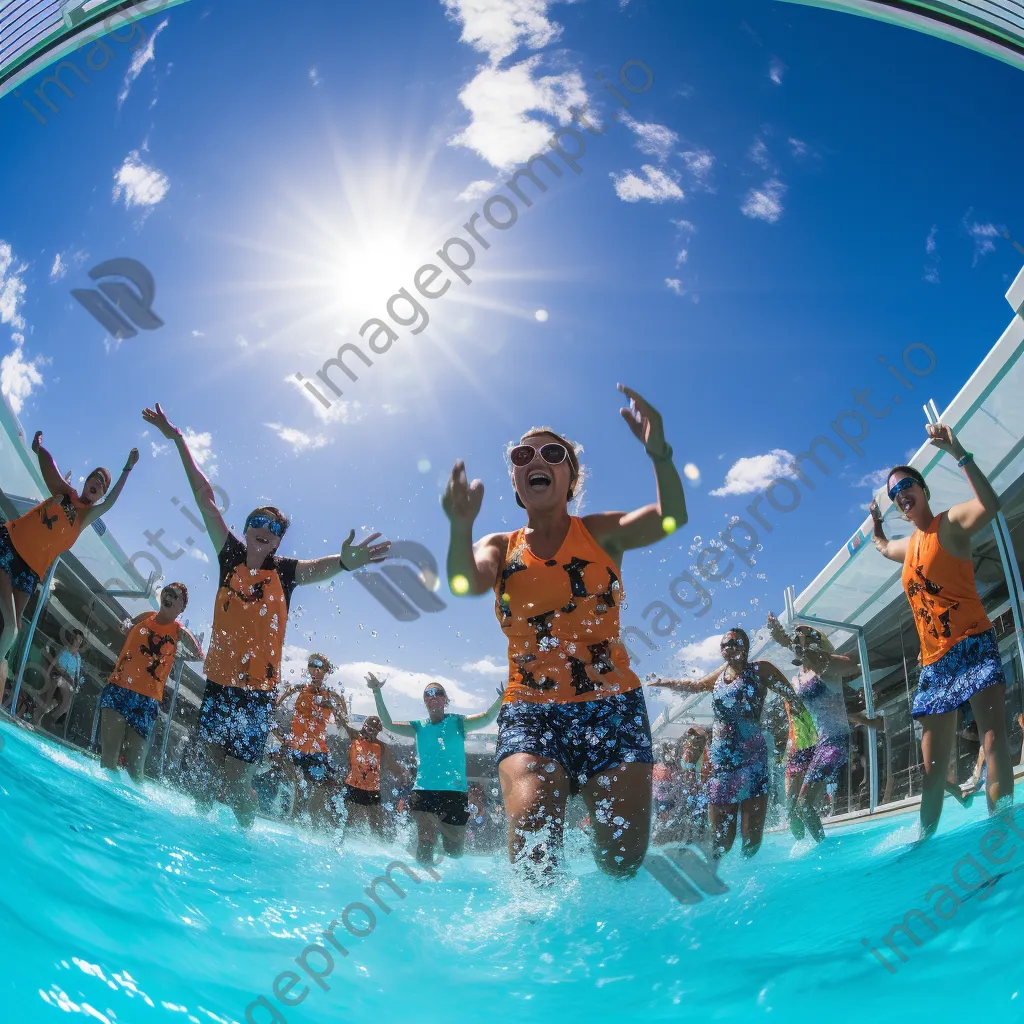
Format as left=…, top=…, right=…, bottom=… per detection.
left=245, top=514, right=284, bottom=537
left=509, top=443, right=569, bottom=468
left=721, top=639, right=743, bottom=650
left=308, top=658, right=325, bottom=669
left=887, top=477, right=916, bottom=501
left=162, top=589, right=181, bottom=602
left=424, top=687, right=445, bottom=698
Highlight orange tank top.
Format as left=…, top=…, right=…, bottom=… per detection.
left=6, top=493, right=90, bottom=577
left=495, top=516, right=642, bottom=704
left=108, top=614, right=181, bottom=701
left=346, top=737, right=381, bottom=791
left=902, top=514, right=993, bottom=667
left=289, top=686, right=335, bottom=755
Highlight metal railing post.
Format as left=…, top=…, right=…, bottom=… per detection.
left=158, top=658, right=186, bottom=779
left=9, top=562, right=58, bottom=718
left=992, top=512, right=1024, bottom=675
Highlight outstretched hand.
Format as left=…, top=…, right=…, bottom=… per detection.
left=766, top=612, right=787, bottom=642
left=125, top=448, right=140, bottom=471
left=443, top=460, right=484, bottom=524
left=340, top=530, right=390, bottom=570
left=869, top=498, right=883, bottom=523
left=365, top=672, right=385, bottom=691
left=31, top=430, right=43, bottom=454
left=141, top=402, right=181, bottom=440
left=618, top=384, right=667, bottom=456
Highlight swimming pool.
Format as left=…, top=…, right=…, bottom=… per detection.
left=1, top=720, right=1020, bottom=1024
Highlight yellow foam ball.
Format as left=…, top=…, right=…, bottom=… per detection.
left=451, top=574, right=470, bottom=595
left=662, top=516, right=678, bottom=534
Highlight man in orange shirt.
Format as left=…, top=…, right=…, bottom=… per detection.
left=275, top=653, right=349, bottom=827
left=341, top=716, right=409, bottom=838
left=142, top=402, right=390, bottom=828
left=0, top=430, right=138, bottom=697
left=99, top=582, right=201, bottom=781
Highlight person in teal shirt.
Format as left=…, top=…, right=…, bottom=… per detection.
left=367, top=672, right=503, bottom=865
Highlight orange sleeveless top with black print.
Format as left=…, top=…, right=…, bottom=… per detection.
left=902, top=513, right=992, bottom=667
left=6, top=493, right=90, bottom=577
left=494, top=516, right=642, bottom=704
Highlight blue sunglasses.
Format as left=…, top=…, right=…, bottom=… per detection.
left=245, top=514, right=284, bottom=538
left=887, top=477, right=916, bottom=501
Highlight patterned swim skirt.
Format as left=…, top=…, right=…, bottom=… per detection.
left=913, top=628, right=1005, bottom=718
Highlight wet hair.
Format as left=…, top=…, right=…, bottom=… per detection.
left=510, top=426, right=585, bottom=509
left=163, top=581, right=189, bottom=608
left=887, top=465, right=930, bottom=500
left=247, top=505, right=290, bottom=536
left=86, top=468, right=111, bottom=492
left=307, top=652, right=332, bottom=673
left=364, top=716, right=382, bottom=730
left=722, top=627, right=750, bottom=652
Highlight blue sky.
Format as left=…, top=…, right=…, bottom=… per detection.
left=1, top=0, right=1023, bottom=723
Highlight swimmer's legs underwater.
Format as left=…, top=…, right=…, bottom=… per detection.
left=100, top=709, right=148, bottom=782
left=710, top=795, right=768, bottom=859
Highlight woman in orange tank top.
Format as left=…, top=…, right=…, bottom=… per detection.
left=0, top=430, right=138, bottom=701
left=340, top=716, right=410, bottom=839
left=870, top=422, right=1013, bottom=838
left=443, top=384, right=689, bottom=878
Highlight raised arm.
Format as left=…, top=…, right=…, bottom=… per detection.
left=757, top=661, right=802, bottom=708
left=649, top=664, right=724, bottom=695
left=464, top=686, right=505, bottom=731
left=929, top=425, right=1000, bottom=535
left=365, top=673, right=416, bottom=737
left=869, top=500, right=911, bottom=564
left=294, top=530, right=391, bottom=587
left=443, top=459, right=506, bottom=596
left=142, top=403, right=228, bottom=551
left=31, top=432, right=72, bottom=498
left=82, top=448, right=140, bottom=526
left=274, top=684, right=304, bottom=709
left=584, top=385, right=688, bottom=557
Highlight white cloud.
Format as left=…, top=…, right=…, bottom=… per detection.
left=924, top=225, right=940, bottom=283
left=462, top=655, right=507, bottom=677
left=788, top=137, right=808, bottom=158
left=150, top=441, right=169, bottom=457
left=748, top=137, right=773, bottom=171
left=49, top=253, right=67, bottom=281
left=963, top=212, right=1000, bottom=266
left=1, top=343, right=44, bottom=414
left=450, top=57, right=588, bottom=169
left=288, top=374, right=366, bottom=424
left=329, top=661, right=485, bottom=718
left=458, top=179, right=495, bottom=202
left=117, top=18, right=168, bottom=109
left=113, top=151, right=170, bottom=208
left=711, top=448, right=797, bottom=496
left=926, top=225, right=938, bottom=255
left=308, top=66, right=322, bottom=87
left=854, top=467, right=891, bottom=489
left=265, top=422, right=329, bottom=453
left=620, top=114, right=678, bottom=162
left=769, top=57, right=785, bottom=85
left=674, top=635, right=724, bottom=676
left=675, top=249, right=688, bottom=265
left=924, top=267, right=940, bottom=284
left=611, top=165, right=684, bottom=203
left=664, top=278, right=684, bottom=295
left=188, top=546, right=210, bottom=563
left=741, top=179, right=786, bottom=224
left=672, top=218, right=697, bottom=235
left=441, top=0, right=567, bottom=63
left=181, top=428, right=215, bottom=475
left=681, top=147, right=714, bottom=188
left=0, top=242, right=28, bottom=333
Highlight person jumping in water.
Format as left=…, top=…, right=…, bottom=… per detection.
left=100, top=583, right=201, bottom=781
left=0, top=431, right=138, bottom=696
left=366, top=672, right=504, bottom=866
left=274, top=653, right=349, bottom=828
left=766, top=615, right=883, bottom=841
left=443, top=384, right=687, bottom=879
left=781, top=697, right=817, bottom=841
left=142, top=402, right=390, bottom=828
left=650, top=628, right=804, bottom=859
left=341, top=715, right=409, bottom=838
left=869, top=423, right=1013, bottom=839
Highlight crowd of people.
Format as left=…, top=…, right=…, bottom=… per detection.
left=0, top=388, right=1018, bottom=882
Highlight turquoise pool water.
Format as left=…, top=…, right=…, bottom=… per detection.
left=2, top=720, right=1022, bottom=1024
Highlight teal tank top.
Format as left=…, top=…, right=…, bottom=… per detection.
left=413, top=714, right=467, bottom=792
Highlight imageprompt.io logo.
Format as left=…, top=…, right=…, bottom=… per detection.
left=71, top=258, right=164, bottom=340
left=645, top=846, right=729, bottom=905
left=355, top=540, right=447, bottom=622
